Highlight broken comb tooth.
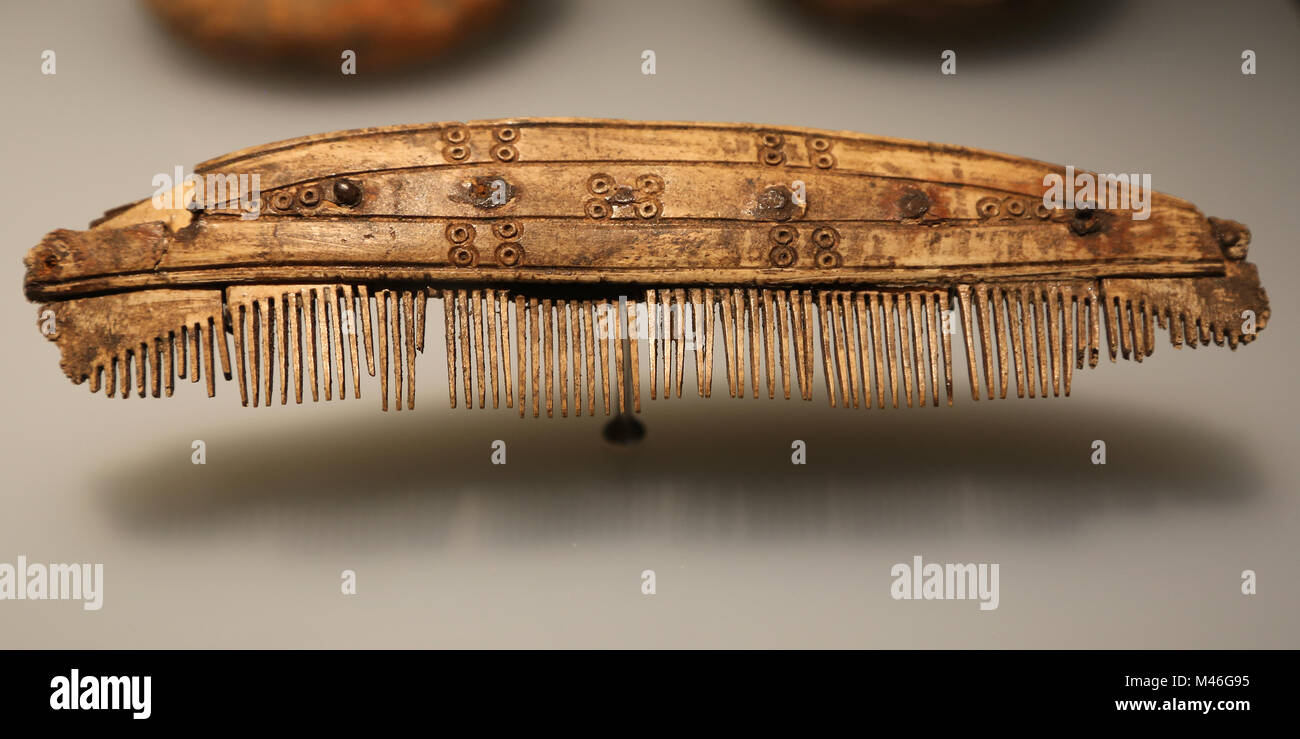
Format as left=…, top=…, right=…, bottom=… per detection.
left=24, top=119, right=1268, bottom=418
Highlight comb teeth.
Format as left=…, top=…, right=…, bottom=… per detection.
left=955, top=281, right=1099, bottom=401
left=40, top=289, right=227, bottom=400
left=226, top=285, right=408, bottom=409
left=47, top=270, right=1264, bottom=411
left=434, top=287, right=972, bottom=414
left=1101, top=264, right=1269, bottom=354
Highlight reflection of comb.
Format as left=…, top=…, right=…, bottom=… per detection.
left=24, top=119, right=1268, bottom=415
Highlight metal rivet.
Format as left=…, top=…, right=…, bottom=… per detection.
left=1069, top=208, right=1102, bottom=236
left=898, top=190, right=930, bottom=219
left=333, top=179, right=362, bottom=206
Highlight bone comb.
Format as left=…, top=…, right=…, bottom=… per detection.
left=23, top=119, right=1269, bottom=415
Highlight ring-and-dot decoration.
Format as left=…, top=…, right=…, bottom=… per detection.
left=759, top=131, right=786, bottom=166
left=584, top=172, right=664, bottom=220
left=443, top=125, right=472, bottom=162
left=493, top=126, right=519, bottom=162
left=807, top=136, right=836, bottom=170
left=976, top=195, right=1056, bottom=222
left=766, top=224, right=842, bottom=268
left=445, top=221, right=479, bottom=267
left=492, top=220, right=524, bottom=266
left=768, top=224, right=798, bottom=268
left=266, top=178, right=365, bottom=213
left=811, top=226, right=841, bottom=268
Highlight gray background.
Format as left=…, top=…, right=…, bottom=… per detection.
left=0, top=0, right=1295, bottom=647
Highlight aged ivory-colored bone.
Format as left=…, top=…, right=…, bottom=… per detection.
left=24, top=119, right=1269, bottom=415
